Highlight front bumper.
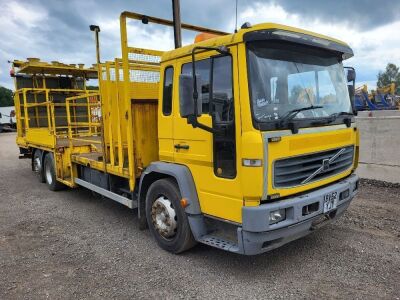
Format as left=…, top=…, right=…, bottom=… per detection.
left=237, top=174, right=359, bottom=255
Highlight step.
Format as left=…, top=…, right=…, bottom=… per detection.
left=198, top=234, right=239, bottom=253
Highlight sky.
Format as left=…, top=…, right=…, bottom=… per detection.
left=1, top=0, right=400, bottom=90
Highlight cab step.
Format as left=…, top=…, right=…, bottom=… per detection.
left=198, top=235, right=239, bottom=253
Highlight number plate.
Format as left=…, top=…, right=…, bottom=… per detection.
left=323, top=191, right=338, bottom=213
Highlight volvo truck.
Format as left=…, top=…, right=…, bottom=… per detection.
left=12, top=9, right=359, bottom=255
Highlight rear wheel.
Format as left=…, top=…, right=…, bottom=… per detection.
left=145, top=178, right=196, bottom=254
left=44, top=153, right=64, bottom=191
left=33, top=149, right=45, bottom=183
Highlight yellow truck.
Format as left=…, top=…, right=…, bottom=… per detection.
left=12, top=9, right=359, bottom=255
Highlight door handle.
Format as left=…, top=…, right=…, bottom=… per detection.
left=174, top=144, right=189, bottom=150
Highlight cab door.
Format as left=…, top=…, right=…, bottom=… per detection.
left=172, top=46, right=243, bottom=223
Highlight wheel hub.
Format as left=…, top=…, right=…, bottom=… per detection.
left=34, top=157, right=41, bottom=172
left=45, top=161, right=52, bottom=185
left=151, top=196, right=177, bottom=239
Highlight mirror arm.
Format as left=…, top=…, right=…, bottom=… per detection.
left=187, top=115, right=220, bottom=134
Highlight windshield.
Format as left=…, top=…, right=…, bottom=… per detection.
left=247, top=41, right=351, bottom=128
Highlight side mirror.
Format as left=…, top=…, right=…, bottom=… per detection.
left=179, top=74, right=202, bottom=118
left=344, top=67, right=357, bottom=116
left=347, top=68, right=356, bottom=82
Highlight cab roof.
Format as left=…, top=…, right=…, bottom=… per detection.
left=161, top=22, right=353, bottom=63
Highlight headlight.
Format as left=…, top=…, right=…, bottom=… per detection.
left=269, top=209, right=286, bottom=224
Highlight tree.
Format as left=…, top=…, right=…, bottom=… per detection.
left=0, top=86, right=13, bottom=107
left=377, top=63, right=400, bottom=91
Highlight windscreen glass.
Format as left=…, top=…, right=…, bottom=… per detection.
left=247, top=41, right=351, bottom=127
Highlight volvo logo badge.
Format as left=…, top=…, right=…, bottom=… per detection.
left=322, top=159, right=330, bottom=172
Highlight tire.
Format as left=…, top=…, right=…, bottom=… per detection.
left=43, top=153, right=64, bottom=191
left=33, top=149, right=45, bottom=183
left=145, top=178, right=197, bottom=254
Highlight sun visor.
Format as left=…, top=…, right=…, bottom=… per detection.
left=244, top=29, right=353, bottom=60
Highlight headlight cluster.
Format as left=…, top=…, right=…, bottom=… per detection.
left=269, top=209, right=286, bottom=224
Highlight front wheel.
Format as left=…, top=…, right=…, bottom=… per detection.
left=145, top=178, right=197, bottom=254
left=44, top=153, right=64, bottom=191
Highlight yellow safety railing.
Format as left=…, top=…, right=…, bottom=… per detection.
left=117, top=13, right=164, bottom=190
left=65, top=93, right=102, bottom=150
left=98, top=58, right=161, bottom=173
left=15, top=87, right=98, bottom=140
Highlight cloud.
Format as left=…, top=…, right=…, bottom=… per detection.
left=274, top=0, right=400, bottom=30
left=0, top=0, right=399, bottom=91
left=236, top=2, right=400, bottom=88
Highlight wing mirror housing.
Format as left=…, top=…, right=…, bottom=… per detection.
left=344, top=67, right=357, bottom=116
left=178, top=46, right=230, bottom=134
left=347, top=68, right=356, bottom=82
left=179, top=74, right=202, bottom=118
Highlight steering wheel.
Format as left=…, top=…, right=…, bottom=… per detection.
left=212, top=96, right=233, bottom=123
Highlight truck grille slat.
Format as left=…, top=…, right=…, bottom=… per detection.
left=274, top=146, right=354, bottom=187
left=275, top=147, right=353, bottom=168
left=275, top=153, right=354, bottom=176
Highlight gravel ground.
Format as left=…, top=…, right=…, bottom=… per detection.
left=0, top=132, right=399, bottom=299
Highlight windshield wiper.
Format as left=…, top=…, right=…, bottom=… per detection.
left=278, top=105, right=323, bottom=134
left=329, top=111, right=354, bottom=119
left=328, top=111, right=354, bottom=127
left=279, top=105, right=323, bottom=125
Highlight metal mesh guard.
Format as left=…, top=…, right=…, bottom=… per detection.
left=128, top=52, right=161, bottom=63
left=102, top=68, right=160, bottom=83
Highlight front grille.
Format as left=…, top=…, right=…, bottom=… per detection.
left=274, top=146, right=354, bottom=188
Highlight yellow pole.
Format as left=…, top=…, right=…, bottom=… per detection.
left=105, top=62, right=115, bottom=166
left=120, top=14, right=136, bottom=191
left=90, top=24, right=107, bottom=172
left=115, top=58, right=123, bottom=171
left=22, top=90, right=29, bottom=132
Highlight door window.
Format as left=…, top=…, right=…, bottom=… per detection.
left=162, top=66, right=174, bottom=116
left=211, top=55, right=236, bottom=178
left=211, top=56, right=234, bottom=123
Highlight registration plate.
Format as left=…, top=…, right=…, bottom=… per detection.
left=323, top=191, right=338, bottom=213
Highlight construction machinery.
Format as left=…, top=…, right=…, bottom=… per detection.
left=376, top=83, right=399, bottom=108
left=355, top=84, right=398, bottom=110
left=12, top=4, right=360, bottom=255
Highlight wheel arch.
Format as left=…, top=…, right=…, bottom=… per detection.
left=138, top=162, right=202, bottom=230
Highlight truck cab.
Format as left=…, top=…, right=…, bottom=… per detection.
left=150, top=22, right=359, bottom=254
